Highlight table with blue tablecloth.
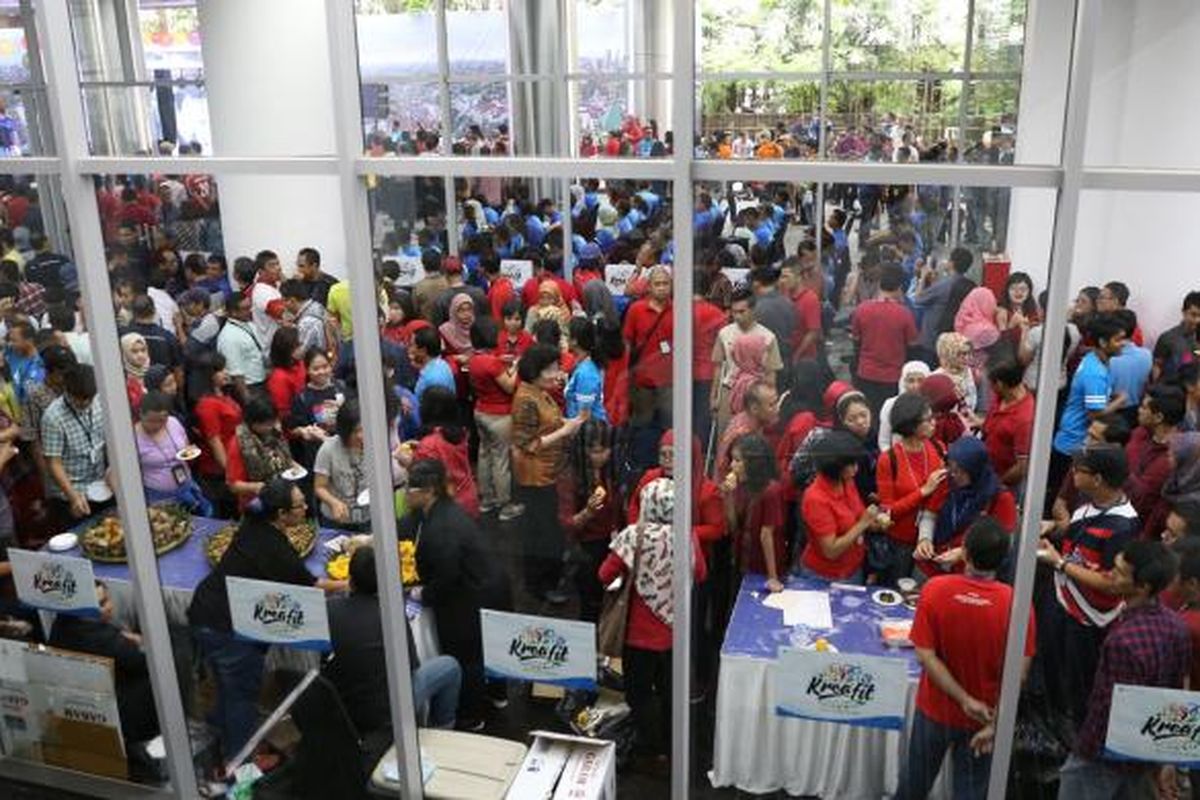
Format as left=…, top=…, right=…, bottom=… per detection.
left=709, top=575, right=949, bottom=799
left=54, top=516, right=440, bottom=664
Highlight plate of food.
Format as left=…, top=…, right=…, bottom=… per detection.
left=871, top=588, right=903, bottom=607
left=205, top=518, right=318, bottom=566
left=880, top=619, right=914, bottom=648
left=80, top=504, right=192, bottom=563
left=281, top=465, right=308, bottom=481
left=801, top=637, right=839, bottom=653
left=48, top=532, right=78, bottom=552
left=85, top=480, right=113, bottom=503
left=176, top=445, right=202, bottom=461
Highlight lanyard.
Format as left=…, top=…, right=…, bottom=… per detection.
left=65, top=402, right=94, bottom=449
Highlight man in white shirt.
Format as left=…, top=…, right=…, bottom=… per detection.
left=216, top=293, right=265, bottom=401
left=250, top=249, right=284, bottom=346
left=711, top=286, right=784, bottom=428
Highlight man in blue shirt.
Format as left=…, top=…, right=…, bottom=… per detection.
left=1106, top=309, right=1153, bottom=428
left=1046, top=312, right=1127, bottom=515
left=409, top=326, right=456, bottom=402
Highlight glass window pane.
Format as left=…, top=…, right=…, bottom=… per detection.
left=971, top=0, right=1028, bottom=73
left=363, top=80, right=443, bottom=155
left=699, top=0, right=823, bottom=73
left=572, top=79, right=671, bottom=158
left=698, top=80, right=822, bottom=160
left=826, top=79, right=963, bottom=159
left=449, top=80, right=510, bottom=148
left=356, top=1, right=439, bottom=81
left=574, top=0, right=630, bottom=73
left=447, top=0, right=508, bottom=75
left=829, top=0, right=967, bottom=73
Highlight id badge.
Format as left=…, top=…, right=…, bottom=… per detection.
left=659, top=339, right=671, bottom=355
left=171, top=465, right=189, bottom=486
left=90, top=442, right=106, bottom=467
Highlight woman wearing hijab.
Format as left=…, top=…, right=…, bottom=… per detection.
left=525, top=280, right=572, bottom=348
left=599, top=478, right=706, bottom=767
left=877, top=360, right=931, bottom=451
left=954, top=287, right=1007, bottom=412
left=933, top=332, right=977, bottom=418
left=439, top=293, right=476, bottom=400
left=726, top=334, right=772, bottom=418
left=120, top=331, right=149, bottom=411
left=915, top=436, right=1017, bottom=577
left=921, top=373, right=968, bottom=447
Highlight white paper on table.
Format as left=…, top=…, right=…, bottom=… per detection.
left=763, top=590, right=833, bottom=629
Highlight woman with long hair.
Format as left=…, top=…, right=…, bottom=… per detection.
left=312, top=399, right=371, bottom=531
left=721, top=433, right=787, bottom=593
left=799, top=430, right=881, bottom=583
left=265, top=326, right=307, bottom=424
left=559, top=419, right=622, bottom=622
left=396, top=386, right=480, bottom=519
left=564, top=317, right=608, bottom=422
left=189, top=352, right=241, bottom=516
left=995, top=271, right=1041, bottom=333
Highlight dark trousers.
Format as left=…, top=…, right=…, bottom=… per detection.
left=630, top=385, right=673, bottom=474
left=517, top=484, right=563, bottom=599
left=194, top=626, right=266, bottom=759
left=575, top=538, right=610, bottom=624
left=895, top=710, right=991, bottom=800
left=1036, top=591, right=1106, bottom=727
left=693, top=380, right=714, bottom=469
left=624, top=645, right=672, bottom=758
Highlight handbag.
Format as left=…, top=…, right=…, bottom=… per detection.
left=597, top=525, right=643, bottom=659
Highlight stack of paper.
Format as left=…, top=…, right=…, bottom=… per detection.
left=763, top=590, right=833, bottom=628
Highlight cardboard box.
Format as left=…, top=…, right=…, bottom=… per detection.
left=506, top=731, right=616, bottom=800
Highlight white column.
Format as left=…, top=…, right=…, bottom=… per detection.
left=196, top=0, right=350, bottom=276
left=1005, top=0, right=1074, bottom=289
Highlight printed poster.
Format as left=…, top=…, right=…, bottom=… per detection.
left=603, top=263, right=637, bottom=295
left=500, top=259, right=534, bottom=290
left=226, top=577, right=331, bottom=652
left=774, top=648, right=908, bottom=730
left=1104, top=684, right=1200, bottom=768
left=481, top=610, right=596, bottom=690
left=9, top=550, right=99, bottom=617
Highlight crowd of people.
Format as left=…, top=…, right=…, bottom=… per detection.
left=0, top=157, right=1195, bottom=798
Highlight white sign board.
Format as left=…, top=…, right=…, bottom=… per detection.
left=721, top=267, right=750, bottom=288
left=226, top=577, right=331, bottom=652
left=1104, top=684, right=1200, bottom=768
left=774, top=648, right=909, bottom=730
left=500, top=259, right=534, bottom=291
left=10, top=550, right=99, bottom=617
left=482, top=610, right=596, bottom=690
left=393, top=255, right=426, bottom=287
left=603, top=263, right=637, bottom=295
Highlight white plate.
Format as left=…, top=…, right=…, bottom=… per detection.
left=356, top=489, right=370, bottom=507
left=85, top=481, right=113, bottom=502
left=281, top=466, right=308, bottom=481
left=48, top=533, right=78, bottom=552
left=871, top=589, right=903, bottom=607
left=176, top=446, right=201, bottom=462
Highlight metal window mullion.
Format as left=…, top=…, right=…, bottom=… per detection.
left=435, top=0, right=458, bottom=255
left=986, top=0, right=1098, bottom=797
left=325, top=2, right=423, bottom=798
left=34, top=2, right=197, bottom=798
left=814, top=0, right=831, bottom=258
left=557, top=0, right=572, bottom=277
left=952, top=0, right=976, bottom=251
left=669, top=0, right=695, bottom=797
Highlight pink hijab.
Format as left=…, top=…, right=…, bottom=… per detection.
left=439, top=293, right=476, bottom=353
left=954, top=287, right=1000, bottom=351
left=729, top=333, right=770, bottom=414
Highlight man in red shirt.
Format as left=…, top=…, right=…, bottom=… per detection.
left=897, top=518, right=1035, bottom=800
left=982, top=360, right=1035, bottom=492
left=1126, top=384, right=1185, bottom=538
left=850, top=264, right=917, bottom=418
left=780, top=247, right=822, bottom=363
left=693, top=271, right=728, bottom=445
left=623, top=265, right=673, bottom=470
left=482, top=255, right=515, bottom=322
left=520, top=254, right=577, bottom=311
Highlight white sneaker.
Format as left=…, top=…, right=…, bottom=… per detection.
left=498, top=503, right=525, bottom=522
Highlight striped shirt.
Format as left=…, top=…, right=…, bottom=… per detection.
left=1054, top=499, right=1140, bottom=627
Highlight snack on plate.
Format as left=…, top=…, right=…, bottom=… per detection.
left=326, top=553, right=350, bottom=581
left=80, top=504, right=192, bottom=563
left=880, top=619, right=914, bottom=648
left=206, top=519, right=318, bottom=566
left=399, top=539, right=419, bottom=585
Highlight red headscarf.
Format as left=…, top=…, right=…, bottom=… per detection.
left=921, top=374, right=966, bottom=446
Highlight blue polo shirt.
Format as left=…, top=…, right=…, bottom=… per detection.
left=1107, top=343, right=1152, bottom=410
left=414, top=357, right=456, bottom=401
left=1053, top=350, right=1110, bottom=455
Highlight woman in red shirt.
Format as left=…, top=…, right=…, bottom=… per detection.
left=189, top=352, right=242, bottom=517
left=397, top=385, right=480, bottom=519
left=468, top=318, right=519, bottom=519
left=498, top=299, right=534, bottom=361
left=874, top=393, right=948, bottom=586
left=917, top=436, right=1017, bottom=577
left=381, top=288, right=430, bottom=347
left=799, top=430, right=882, bottom=583
left=721, top=434, right=787, bottom=593
left=265, top=327, right=307, bottom=424
left=596, top=317, right=629, bottom=427
left=598, top=478, right=706, bottom=763
left=559, top=420, right=623, bottom=622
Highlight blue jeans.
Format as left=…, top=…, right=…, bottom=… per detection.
left=412, top=655, right=462, bottom=729
left=1056, top=753, right=1155, bottom=800
left=895, top=710, right=990, bottom=800
left=194, top=626, right=266, bottom=758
